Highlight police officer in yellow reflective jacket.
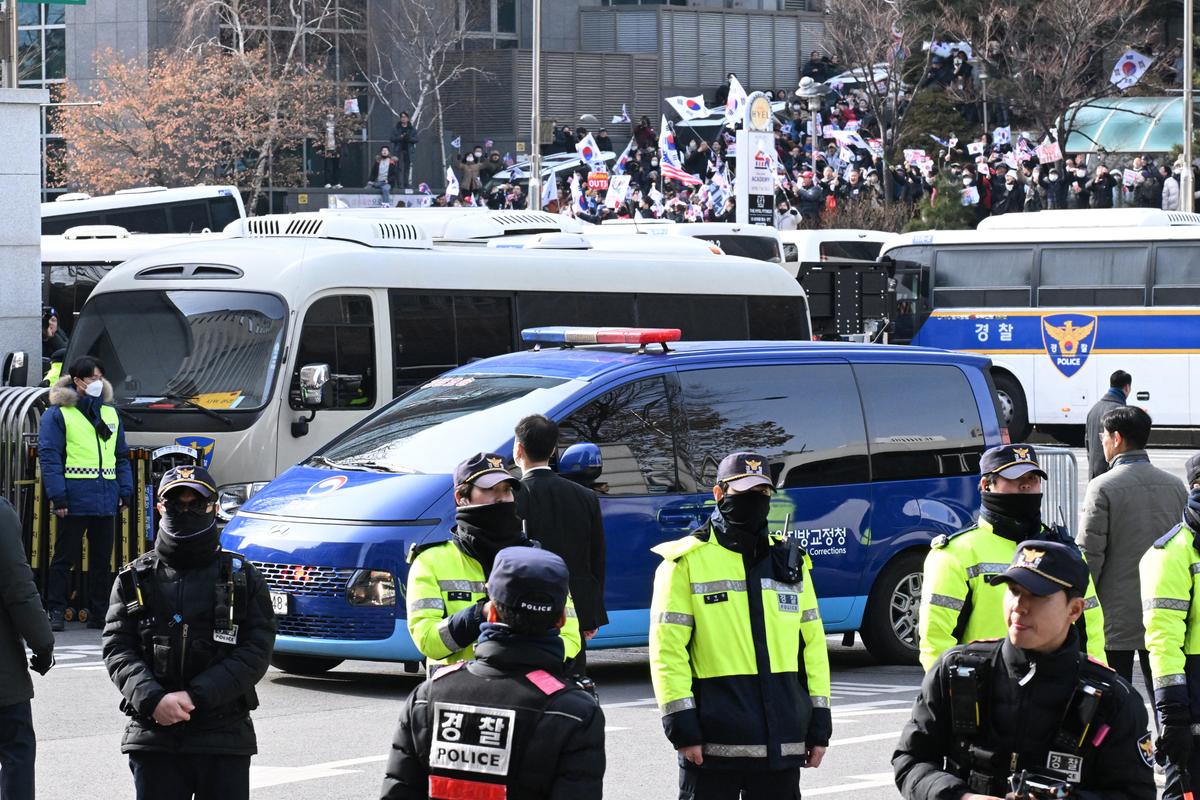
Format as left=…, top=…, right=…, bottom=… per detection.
left=919, top=444, right=1106, bottom=671
left=650, top=452, right=831, bottom=800
left=407, top=453, right=581, bottom=670
left=1140, top=452, right=1200, bottom=800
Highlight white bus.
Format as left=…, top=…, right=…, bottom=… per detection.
left=63, top=213, right=811, bottom=519
left=42, top=185, right=245, bottom=236
left=591, top=219, right=786, bottom=266
left=880, top=208, right=1200, bottom=442
left=42, top=227, right=229, bottom=337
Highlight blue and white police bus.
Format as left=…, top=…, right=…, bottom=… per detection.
left=220, top=327, right=1005, bottom=672
left=881, top=208, right=1200, bottom=443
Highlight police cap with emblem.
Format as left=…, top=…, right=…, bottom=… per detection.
left=454, top=452, right=520, bottom=490
left=487, top=547, right=570, bottom=616
left=980, top=444, right=1048, bottom=481
left=717, top=452, right=773, bottom=492
left=987, top=540, right=1089, bottom=597
left=157, top=465, right=217, bottom=499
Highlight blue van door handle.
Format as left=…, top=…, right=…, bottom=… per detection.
left=658, top=509, right=706, bottom=528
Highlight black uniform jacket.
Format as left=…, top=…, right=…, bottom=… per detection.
left=516, top=469, right=608, bottom=631
left=0, top=498, right=54, bottom=707
left=101, top=547, right=276, bottom=755
left=893, top=631, right=1155, bottom=800
left=381, top=632, right=606, bottom=800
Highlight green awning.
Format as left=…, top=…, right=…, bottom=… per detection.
left=1063, top=96, right=1186, bottom=154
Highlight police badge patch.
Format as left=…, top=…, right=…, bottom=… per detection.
left=1137, top=732, right=1154, bottom=768
left=777, top=593, right=799, bottom=613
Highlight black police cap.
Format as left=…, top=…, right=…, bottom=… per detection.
left=987, top=540, right=1089, bottom=597
left=980, top=444, right=1048, bottom=481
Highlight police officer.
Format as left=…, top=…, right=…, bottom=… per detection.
left=650, top=452, right=831, bottom=800
left=102, top=465, right=276, bottom=800
left=919, top=444, right=1106, bottom=671
left=39, top=356, right=133, bottom=631
left=894, top=540, right=1155, bottom=800
left=1140, top=452, right=1200, bottom=800
left=381, top=547, right=605, bottom=799
left=407, top=452, right=581, bottom=669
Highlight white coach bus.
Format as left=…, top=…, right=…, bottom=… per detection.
left=62, top=213, right=812, bottom=519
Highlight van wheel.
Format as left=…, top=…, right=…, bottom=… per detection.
left=860, top=551, right=924, bottom=665
left=993, top=372, right=1031, bottom=441
left=270, top=654, right=343, bottom=675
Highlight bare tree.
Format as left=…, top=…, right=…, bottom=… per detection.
left=936, top=0, right=1152, bottom=149
left=175, top=0, right=353, bottom=210
left=825, top=0, right=938, bottom=200
left=362, top=0, right=488, bottom=171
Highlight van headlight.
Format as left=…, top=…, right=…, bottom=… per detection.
left=346, top=569, right=397, bottom=606
left=216, top=482, right=270, bottom=521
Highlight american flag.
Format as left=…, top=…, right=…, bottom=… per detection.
left=661, top=161, right=701, bottom=186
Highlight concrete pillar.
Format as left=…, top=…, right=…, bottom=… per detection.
left=0, top=88, right=49, bottom=386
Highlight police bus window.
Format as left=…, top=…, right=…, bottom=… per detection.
left=293, top=294, right=376, bottom=410
left=557, top=375, right=681, bottom=495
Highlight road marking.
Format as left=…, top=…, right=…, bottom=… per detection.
left=604, top=697, right=658, bottom=708
left=59, top=664, right=108, bottom=671
left=828, top=730, right=904, bottom=747
left=251, top=755, right=387, bottom=789
left=805, top=772, right=896, bottom=795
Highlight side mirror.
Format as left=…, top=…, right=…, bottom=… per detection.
left=783, top=243, right=799, bottom=262
left=299, top=363, right=330, bottom=407
left=2, top=351, right=29, bottom=387
left=557, top=442, right=603, bottom=487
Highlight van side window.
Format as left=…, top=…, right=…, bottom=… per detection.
left=558, top=375, right=681, bottom=495
left=676, top=364, right=870, bottom=489
left=293, top=295, right=376, bottom=410
left=389, top=292, right=513, bottom=392
left=854, top=364, right=984, bottom=480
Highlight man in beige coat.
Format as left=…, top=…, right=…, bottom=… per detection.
left=1077, top=405, right=1185, bottom=694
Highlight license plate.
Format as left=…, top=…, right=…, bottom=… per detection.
left=270, top=591, right=290, bottom=616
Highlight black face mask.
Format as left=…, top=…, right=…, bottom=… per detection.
left=454, top=501, right=526, bottom=574
left=980, top=490, right=1043, bottom=541
left=714, top=491, right=772, bottom=556
left=156, top=507, right=220, bottom=568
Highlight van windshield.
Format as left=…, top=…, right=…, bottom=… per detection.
left=67, top=290, right=287, bottom=410
left=691, top=235, right=780, bottom=263
left=317, top=374, right=579, bottom=473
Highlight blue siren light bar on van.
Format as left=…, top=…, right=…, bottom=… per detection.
left=520, top=326, right=683, bottom=346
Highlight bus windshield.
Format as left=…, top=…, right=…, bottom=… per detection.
left=67, top=290, right=287, bottom=411
left=317, top=374, right=578, bottom=474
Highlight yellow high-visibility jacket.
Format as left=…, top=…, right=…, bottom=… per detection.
left=649, top=524, right=831, bottom=770
left=406, top=539, right=581, bottom=668
left=919, top=517, right=1106, bottom=671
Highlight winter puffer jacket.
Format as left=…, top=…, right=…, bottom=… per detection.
left=37, top=377, right=132, bottom=516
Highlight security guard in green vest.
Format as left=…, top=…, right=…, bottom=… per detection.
left=1140, top=452, right=1200, bottom=800
left=406, top=452, right=581, bottom=670
left=38, top=356, right=133, bottom=632
left=919, top=444, right=1106, bottom=671
left=650, top=452, right=831, bottom=800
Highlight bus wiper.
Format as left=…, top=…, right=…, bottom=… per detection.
left=159, top=394, right=235, bottom=427
left=114, top=407, right=144, bottom=426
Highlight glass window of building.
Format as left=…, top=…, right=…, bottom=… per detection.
left=17, top=3, right=67, bottom=199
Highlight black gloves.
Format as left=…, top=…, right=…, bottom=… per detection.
left=1157, top=718, right=1194, bottom=767
left=30, top=647, right=54, bottom=676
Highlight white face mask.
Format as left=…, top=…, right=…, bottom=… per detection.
left=84, top=380, right=104, bottom=398
left=963, top=177, right=973, bottom=186
left=1076, top=169, right=1087, bottom=178
left=1049, top=173, right=1059, bottom=181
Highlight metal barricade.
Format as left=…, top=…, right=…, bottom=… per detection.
left=0, top=386, right=185, bottom=615
left=1037, top=445, right=1079, bottom=537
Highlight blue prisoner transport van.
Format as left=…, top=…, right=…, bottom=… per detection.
left=220, top=327, right=1004, bottom=671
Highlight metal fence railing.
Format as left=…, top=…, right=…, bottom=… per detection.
left=1037, top=445, right=1079, bottom=538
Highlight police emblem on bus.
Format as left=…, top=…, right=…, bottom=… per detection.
left=174, top=436, right=216, bottom=468
left=307, top=475, right=348, bottom=496
left=1040, top=313, right=1097, bottom=378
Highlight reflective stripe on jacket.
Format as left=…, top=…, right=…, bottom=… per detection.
left=649, top=526, right=831, bottom=770
left=406, top=539, right=581, bottom=667
left=1140, top=523, right=1200, bottom=709
left=919, top=517, right=1106, bottom=671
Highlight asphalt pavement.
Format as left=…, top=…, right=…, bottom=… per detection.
left=27, top=446, right=1187, bottom=798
